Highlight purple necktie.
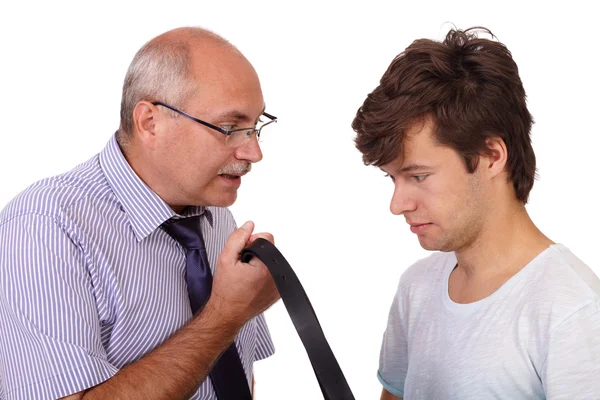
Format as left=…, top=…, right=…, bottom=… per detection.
left=162, top=215, right=252, bottom=399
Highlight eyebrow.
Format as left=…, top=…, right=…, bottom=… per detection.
left=397, top=163, right=433, bottom=173
left=214, top=105, right=267, bottom=124
left=214, top=110, right=251, bottom=121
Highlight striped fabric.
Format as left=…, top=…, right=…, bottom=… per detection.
left=0, top=134, right=275, bottom=400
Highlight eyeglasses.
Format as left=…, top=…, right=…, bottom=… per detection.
left=152, top=101, right=277, bottom=148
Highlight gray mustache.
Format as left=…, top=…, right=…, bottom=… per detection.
left=218, top=163, right=251, bottom=175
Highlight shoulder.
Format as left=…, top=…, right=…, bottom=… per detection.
left=530, top=244, right=599, bottom=299
left=0, top=155, right=110, bottom=228
left=525, top=244, right=600, bottom=329
left=548, top=244, right=600, bottom=295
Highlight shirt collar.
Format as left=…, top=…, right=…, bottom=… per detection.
left=99, top=134, right=213, bottom=241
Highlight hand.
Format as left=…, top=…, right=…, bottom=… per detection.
left=207, top=221, right=280, bottom=327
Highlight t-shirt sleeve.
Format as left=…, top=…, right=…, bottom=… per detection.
left=542, top=299, right=600, bottom=399
left=378, top=283, right=408, bottom=398
left=0, top=214, right=118, bottom=400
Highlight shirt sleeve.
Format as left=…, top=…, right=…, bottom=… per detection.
left=378, top=284, right=408, bottom=398
left=542, top=299, right=600, bottom=399
left=0, top=214, right=118, bottom=400
left=253, top=312, right=275, bottom=361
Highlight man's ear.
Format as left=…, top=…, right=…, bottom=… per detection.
left=481, top=136, right=508, bottom=178
left=132, top=101, right=159, bottom=150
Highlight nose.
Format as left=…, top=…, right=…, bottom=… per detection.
left=235, top=134, right=263, bottom=163
left=390, top=182, right=417, bottom=215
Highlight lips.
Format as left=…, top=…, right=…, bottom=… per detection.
left=407, top=220, right=429, bottom=226
left=219, top=173, right=245, bottom=179
left=408, top=221, right=432, bottom=234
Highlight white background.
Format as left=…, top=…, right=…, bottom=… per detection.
left=1, top=1, right=599, bottom=399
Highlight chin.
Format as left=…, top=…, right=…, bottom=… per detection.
left=418, top=242, right=442, bottom=252
left=421, top=240, right=461, bottom=253
left=417, top=236, right=449, bottom=252
left=206, top=192, right=238, bottom=208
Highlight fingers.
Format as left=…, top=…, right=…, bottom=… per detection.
left=246, top=257, right=265, bottom=269
left=220, top=221, right=254, bottom=263
left=249, top=232, right=274, bottom=244
left=245, top=232, right=275, bottom=267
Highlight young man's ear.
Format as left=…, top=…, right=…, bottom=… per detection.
left=482, top=136, right=508, bottom=178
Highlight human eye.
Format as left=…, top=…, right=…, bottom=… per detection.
left=220, top=124, right=238, bottom=131
left=412, top=174, right=428, bottom=182
left=384, top=173, right=396, bottom=182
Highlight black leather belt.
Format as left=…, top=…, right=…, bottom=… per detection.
left=241, top=238, right=355, bottom=400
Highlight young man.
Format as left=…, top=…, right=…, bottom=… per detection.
left=352, top=27, right=600, bottom=399
left=0, top=27, right=279, bottom=399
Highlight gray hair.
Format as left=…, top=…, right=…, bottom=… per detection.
left=116, top=28, right=231, bottom=144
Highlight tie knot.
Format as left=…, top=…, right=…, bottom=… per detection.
left=162, top=215, right=205, bottom=250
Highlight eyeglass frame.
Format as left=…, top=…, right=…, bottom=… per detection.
left=151, top=101, right=277, bottom=142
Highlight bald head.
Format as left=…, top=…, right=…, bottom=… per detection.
left=117, top=27, right=255, bottom=143
left=156, top=27, right=231, bottom=45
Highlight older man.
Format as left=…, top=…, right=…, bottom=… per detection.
left=0, top=27, right=279, bottom=400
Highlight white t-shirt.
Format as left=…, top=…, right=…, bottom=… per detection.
left=379, top=244, right=600, bottom=399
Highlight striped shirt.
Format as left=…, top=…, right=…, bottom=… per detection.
left=0, top=134, right=275, bottom=400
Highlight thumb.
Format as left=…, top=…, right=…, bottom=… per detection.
left=221, top=221, right=254, bottom=263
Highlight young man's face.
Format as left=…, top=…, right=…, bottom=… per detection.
left=380, top=117, right=488, bottom=252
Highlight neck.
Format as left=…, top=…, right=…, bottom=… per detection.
left=119, top=140, right=187, bottom=214
left=454, top=199, right=554, bottom=280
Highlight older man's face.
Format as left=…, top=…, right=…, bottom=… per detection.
left=152, top=43, right=266, bottom=209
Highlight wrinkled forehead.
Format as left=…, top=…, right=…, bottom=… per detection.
left=187, top=44, right=264, bottom=120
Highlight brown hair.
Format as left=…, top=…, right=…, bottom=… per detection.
left=352, top=27, right=536, bottom=203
